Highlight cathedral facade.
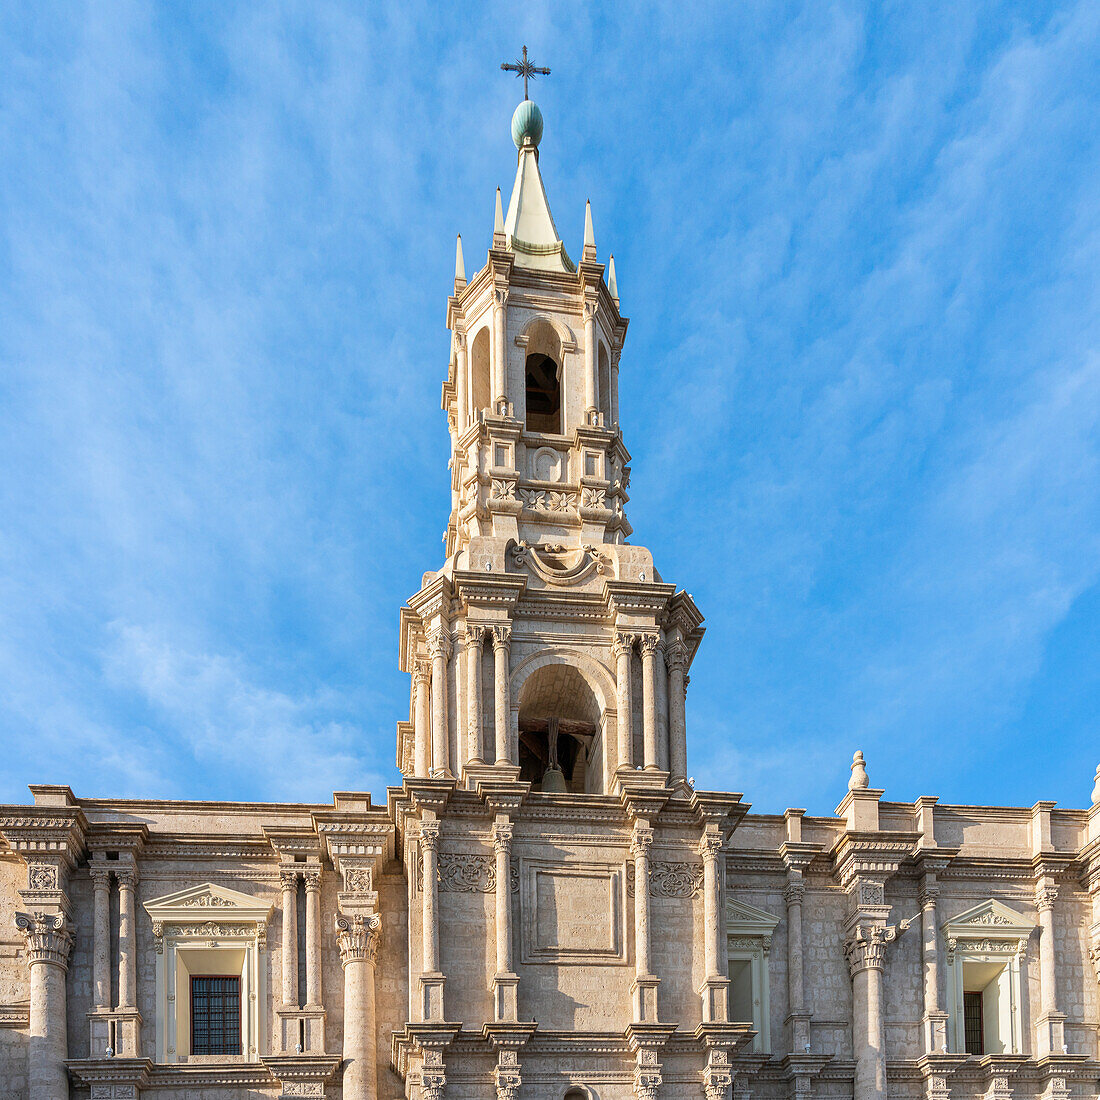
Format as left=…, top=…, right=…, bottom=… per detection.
left=2, top=98, right=1099, bottom=1100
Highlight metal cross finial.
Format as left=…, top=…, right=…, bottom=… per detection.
left=501, top=45, right=550, bottom=101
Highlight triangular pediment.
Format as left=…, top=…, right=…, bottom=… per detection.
left=142, top=882, right=273, bottom=923
left=942, top=898, right=1034, bottom=937
left=726, top=897, right=780, bottom=938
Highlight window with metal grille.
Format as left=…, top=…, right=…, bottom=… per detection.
left=190, top=975, right=241, bottom=1056
left=963, top=990, right=984, bottom=1055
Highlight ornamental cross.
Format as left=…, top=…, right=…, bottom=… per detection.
left=501, top=45, right=550, bottom=101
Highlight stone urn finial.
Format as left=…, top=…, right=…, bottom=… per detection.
left=849, top=749, right=869, bottom=791
left=1092, top=764, right=1100, bottom=806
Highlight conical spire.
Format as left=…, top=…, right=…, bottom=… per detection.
left=608, top=253, right=618, bottom=303
left=454, top=234, right=466, bottom=290
left=583, top=200, right=596, bottom=262
left=493, top=187, right=507, bottom=249
left=501, top=101, right=575, bottom=273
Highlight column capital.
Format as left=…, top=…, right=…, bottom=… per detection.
left=463, top=623, right=486, bottom=648
left=637, top=631, right=661, bottom=657
left=1036, top=883, right=1059, bottom=912
left=612, top=631, right=636, bottom=660
left=114, top=864, right=138, bottom=889
left=919, top=880, right=941, bottom=910
left=280, top=866, right=300, bottom=891
left=631, top=825, right=655, bottom=858
left=413, top=658, right=432, bottom=685
left=844, top=921, right=906, bottom=976
left=784, top=879, right=806, bottom=907
left=491, top=624, right=512, bottom=651
left=419, top=820, right=442, bottom=852
left=698, top=829, right=723, bottom=861
left=15, top=911, right=73, bottom=968
left=303, top=867, right=322, bottom=893
left=664, top=639, right=686, bottom=672
left=427, top=628, right=452, bottom=661
left=88, top=861, right=112, bottom=888
left=492, top=821, right=514, bottom=854
left=334, top=912, right=381, bottom=967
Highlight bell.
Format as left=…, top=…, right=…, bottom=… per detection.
left=541, top=765, right=567, bottom=793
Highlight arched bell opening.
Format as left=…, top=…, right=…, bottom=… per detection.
left=523, top=320, right=563, bottom=434
left=517, top=663, right=601, bottom=793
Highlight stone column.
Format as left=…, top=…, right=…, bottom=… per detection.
left=419, top=818, right=444, bottom=1021
left=116, top=864, right=137, bottom=1012
left=280, top=867, right=300, bottom=1009
left=639, top=632, right=660, bottom=770
left=15, top=912, right=72, bottom=1100
left=454, top=329, right=468, bottom=435
left=655, top=637, right=670, bottom=772
left=631, top=822, right=659, bottom=1023
left=613, top=632, right=634, bottom=771
left=583, top=299, right=599, bottom=420
left=785, top=873, right=809, bottom=1050
left=700, top=827, right=728, bottom=1022
left=492, top=626, right=512, bottom=767
left=428, top=629, right=451, bottom=777
left=492, top=288, right=507, bottom=411
left=666, top=641, right=688, bottom=782
left=465, top=625, right=484, bottom=765
left=413, top=659, right=431, bottom=778
left=492, top=818, right=518, bottom=1022
left=304, top=867, right=322, bottom=1008
left=335, top=912, right=381, bottom=1100
left=919, top=875, right=946, bottom=1053
left=1036, top=879, right=1063, bottom=1055
left=610, top=350, right=620, bottom=425
left=89, top=861, right=111, bottom=1012
left=845, top=925, right=897, bottom=1100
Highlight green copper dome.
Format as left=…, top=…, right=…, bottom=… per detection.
left=511, top=100, right=544, bottom=149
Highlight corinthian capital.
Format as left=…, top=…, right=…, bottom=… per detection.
left=15, top=912, right=73, bottom=968
left=334, top=911, right=381, bottom=967
left=491, top=624, right=512, bottom=651
left=698, top=829, right=723, bottom=860
left=784, top=879, right=806, bottom=908
left=427, top=628, right=452, bottom=662
left=1036, top=883, right=1059, bottom=912
left=413, top=658, right=432, bottom=686
left=611, top=631, right=635, bottom=661
left=631, top=825, right=654, bottom=859
left=844, top=921, right=908, bottom=976
left=664, top=640, right=687, bottom=673
left=638, top=631, right=662, bottom=658
left=463, top=623, right=485, bottom=649
left=492, top=821, right=513, bottom=854
left=419, top=820, right=442, bottom=853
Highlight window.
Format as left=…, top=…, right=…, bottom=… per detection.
left=525, top=353, right=561, bottom=433
left=942, top=899, right=1033, bottom=1056
left=191, top=975, right=241, bottom=1056
left=143, top=883, right=273, bottom=1064
left=963, top=990, right=984, bottom=1055
left=726, top=898, right=779, bottom=1052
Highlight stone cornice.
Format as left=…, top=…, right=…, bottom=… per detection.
left=830, top=830, right=920, bottom=889
left=453, top=570, right=527, bottom=612
left=604, top=579, right=677, bottom=622
left=407, top=574, right=453, bottom=626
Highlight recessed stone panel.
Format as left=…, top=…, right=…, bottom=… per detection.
left=520, top=859, right=625, bottom=964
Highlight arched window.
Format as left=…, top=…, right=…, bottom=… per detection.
left=597, top=342, right=611, bottom=424
left=470, top=327, right=491, bottom=420
left=523, top=320, right=563, bottom=434
left=517, top=664, right=601, bottom=793
left=563, top=1089, right=591, bottom=1100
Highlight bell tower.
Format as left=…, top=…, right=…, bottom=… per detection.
left=397, top=94, right=704, bottom=799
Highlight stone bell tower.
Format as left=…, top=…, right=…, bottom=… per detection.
left=391, top=92, right=735, bottom=1100
left=397, top=95, right=705, bottom=800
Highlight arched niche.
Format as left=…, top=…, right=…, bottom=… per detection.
left=510, top=650, right=615, bottom=794
left=597, top=341, right=611, bottom=424
left=523, top=319, right=563, bottom=433
left=470, top=326, right=491, bottom=420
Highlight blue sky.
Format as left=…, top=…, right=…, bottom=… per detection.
left=1, top=2, right=1098, bottom=814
